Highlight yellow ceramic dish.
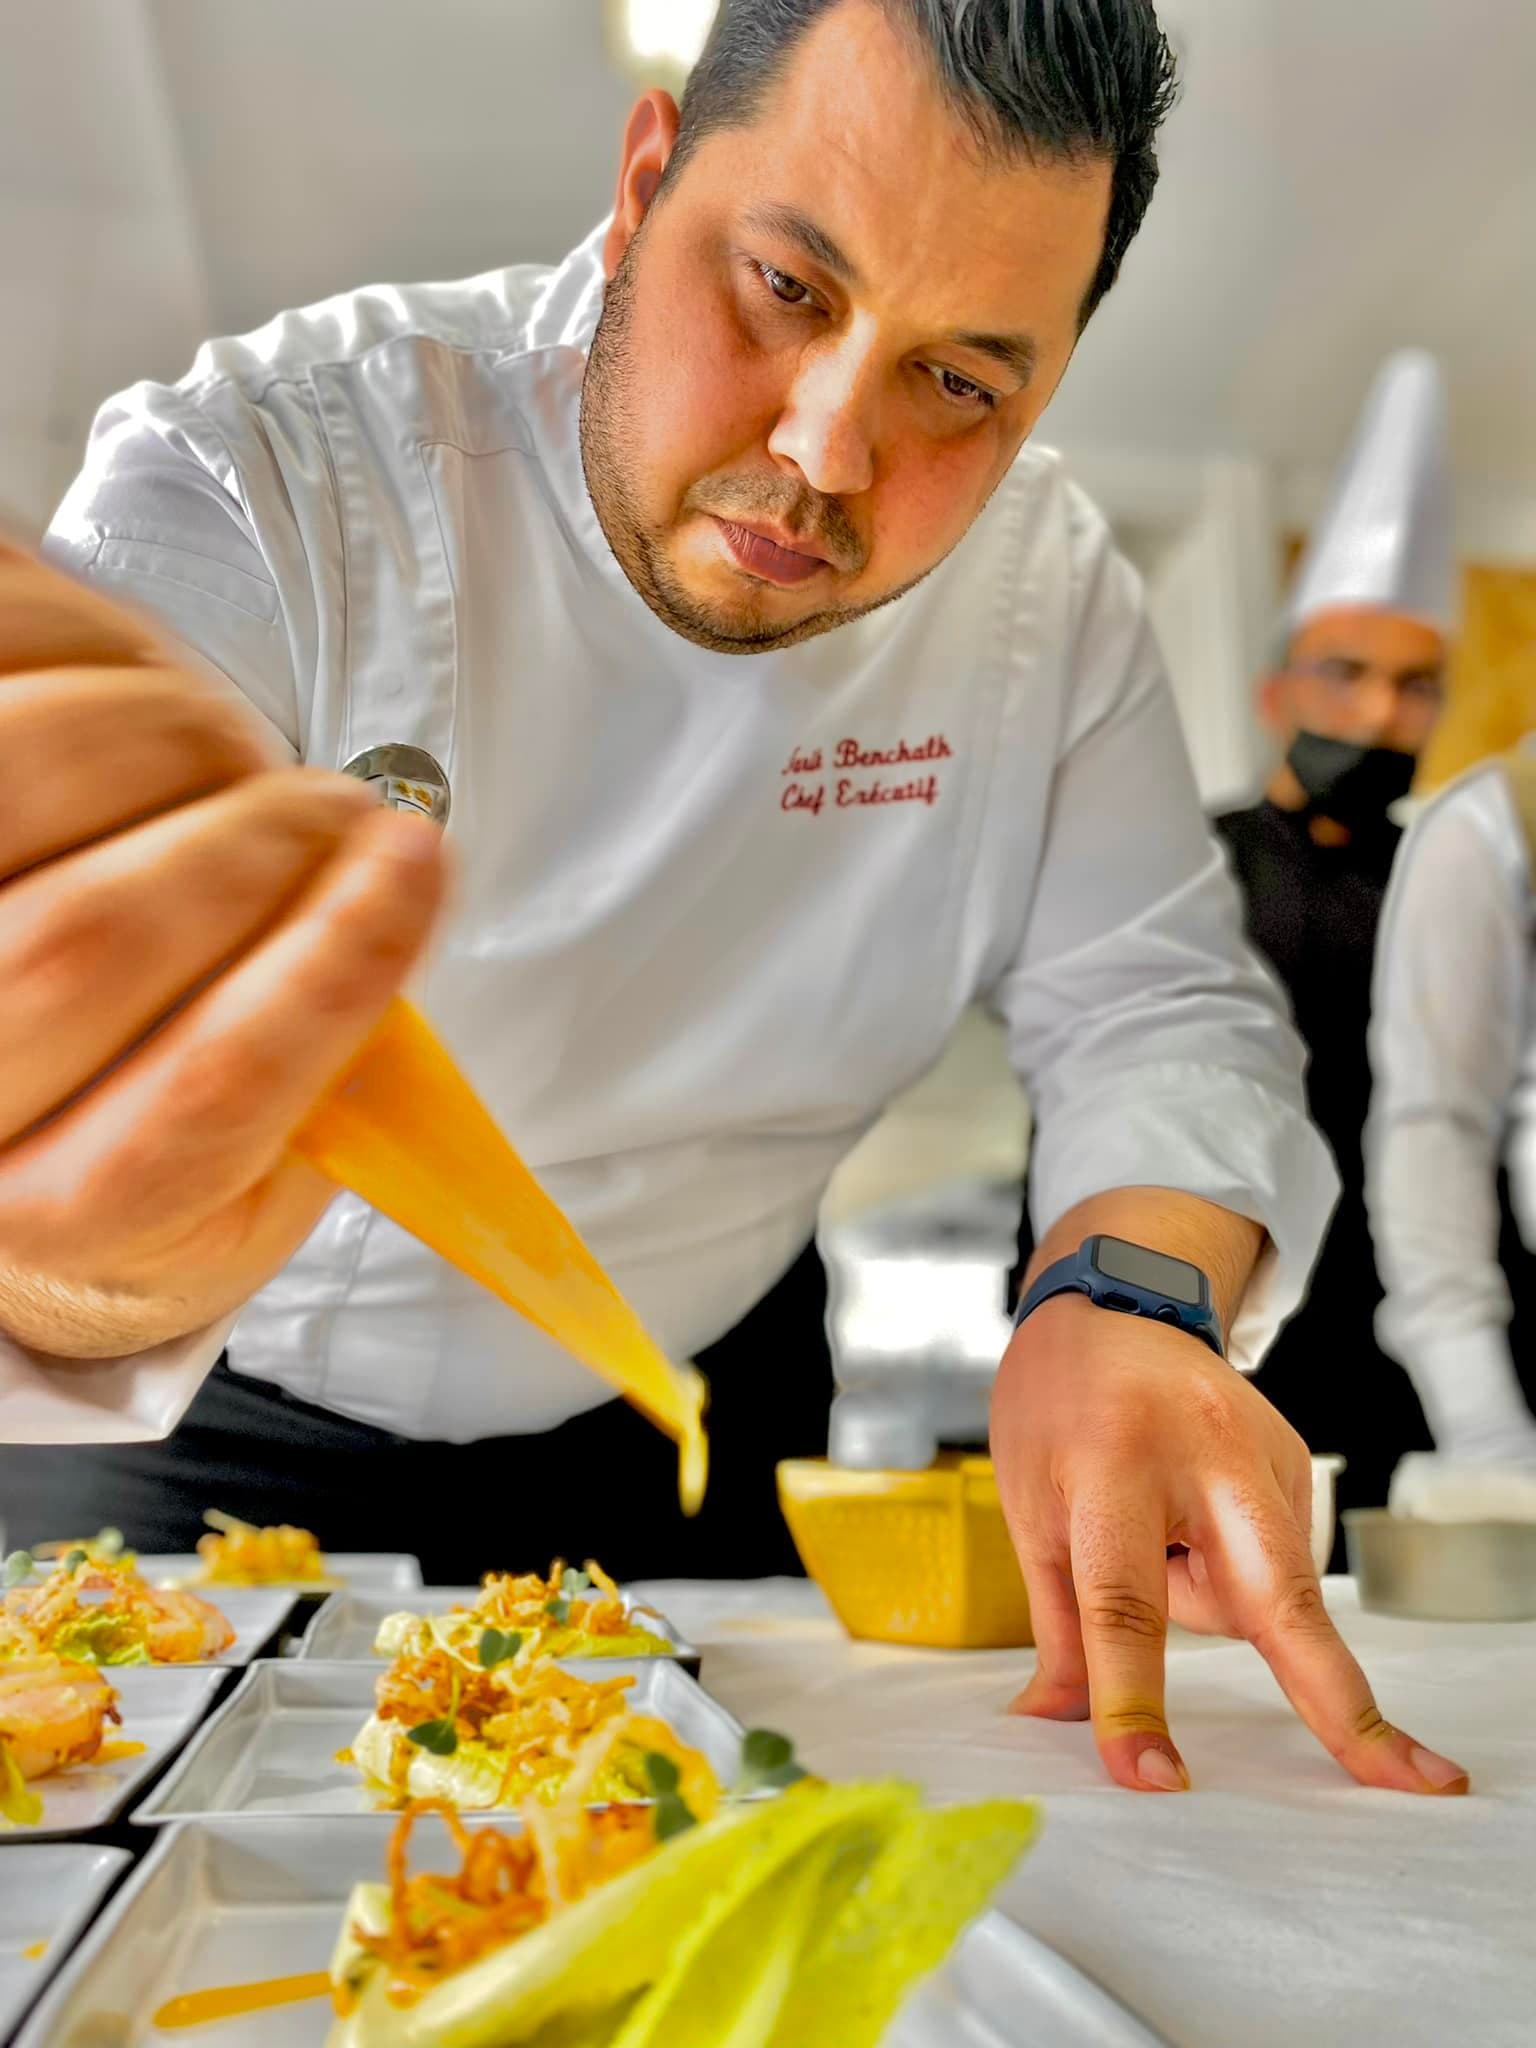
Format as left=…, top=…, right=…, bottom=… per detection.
left=776, top=1453, right=1033, bottom=1650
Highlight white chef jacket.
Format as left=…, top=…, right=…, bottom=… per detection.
left=1367, top=762, right=1536, bottom=1455
left=5, top=224, right=1336, bottom=1446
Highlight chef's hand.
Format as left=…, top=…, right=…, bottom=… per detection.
left=992, top=1284, right=1470, bottom=1797
left=0, top=541, right=449, bottom=1359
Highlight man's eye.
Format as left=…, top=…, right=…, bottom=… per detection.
left=934, top=367, right=996, bottom=410
left=760, top=265, right=812, bottom=306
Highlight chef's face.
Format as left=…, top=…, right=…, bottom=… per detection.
left=1261, top=606, right=1448, bottom=758
left=581, top=0, right=1110, bottom=654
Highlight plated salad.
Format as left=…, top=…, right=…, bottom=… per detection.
left=374, top=1561, right=673, bottom=1666
left=0, top=1546, right=233, bottom=1666
left=325, top=1713, right=1038, bottom=2047
left=349, top=1639, right=654, bottom=1811
left=0, top=1652, right=126, bottom=1826
left=188, top=1510, right=332, bottom=1587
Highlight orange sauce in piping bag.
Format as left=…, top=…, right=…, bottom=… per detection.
left=291, top=998, right=709, bottom=1512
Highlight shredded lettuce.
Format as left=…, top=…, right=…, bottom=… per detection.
left=370, top=1611, right=672, bottom=1668
left=50, top=1616, right=153, bottom=1667
left=764, top=1799, right=1043, bottom=2047
left=350, top=1717, right=649, bottom=1813
left=538, top=1630, right=673, bottom=1662
left=326, top=1779, right=1037, bottom=2048
left=0, top=1741, right=42, bottom=1828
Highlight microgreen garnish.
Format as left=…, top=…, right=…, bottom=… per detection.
left=734, top=1729, right=808, bottom=1795
left=644, top=1753, right=681, bottom=1796
left=2, top=1553, right=34, bottom=1589
left=407, top=1673, right=461, bottom=1756
left=62, top=1548, right=89, bottom=1576
left=543, top=1568, right=591, bottom=1627
left=653, top=1797, right=697, bottom=1841
left=95, top=1528, right=125, bottom=1558
left=643, top=1751, right=698, bottom=1841
left=478, top=1628, right=523, bottom=1669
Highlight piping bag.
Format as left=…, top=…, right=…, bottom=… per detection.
left=290, top=997, right=709, bottom=1513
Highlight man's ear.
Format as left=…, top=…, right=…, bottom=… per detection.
left=603, top=91, right=682, bottom=277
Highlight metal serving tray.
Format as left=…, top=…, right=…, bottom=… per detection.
left=0, top=1843, right=130, bottom=2040
left=138, top=1554, right=423, bottom=1597
left=18, top=1816, right=1169, bottom=2048
left=0, top=1667, right=225, bottom=1841
left=132, top=1658, right=751, bottom=1823
left=296, top=1585, right=700, bottom=1668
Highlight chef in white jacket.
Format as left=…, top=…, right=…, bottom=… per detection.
left=0, top=0, right=1467, bottom=1795
left=1368, top=761, right=1536, bottom=1473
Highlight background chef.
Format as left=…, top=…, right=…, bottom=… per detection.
left=1216, top=351, right=1453, bottom=1536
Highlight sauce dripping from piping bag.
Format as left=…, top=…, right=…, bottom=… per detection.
left=291, top=999, right=709, bottom=1513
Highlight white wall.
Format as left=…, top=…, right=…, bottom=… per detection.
left=3, top=0, right=1531, bottom=777
left=1067, top=450, right=1279, bottom=809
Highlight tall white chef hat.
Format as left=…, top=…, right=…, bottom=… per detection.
left=1284, top=348, right=1455, bottom=636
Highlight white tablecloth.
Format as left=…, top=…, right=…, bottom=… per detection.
left=632, top=1576, right=1536, bottom=2048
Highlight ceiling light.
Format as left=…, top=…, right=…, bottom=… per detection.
left=608, top=0, right=718, bottom=88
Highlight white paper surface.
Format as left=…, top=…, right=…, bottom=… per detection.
left=632, top=1577, right=1536, bottom=2048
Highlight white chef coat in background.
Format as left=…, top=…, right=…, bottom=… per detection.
left=1, top=225, right=1336, bottom=1445
left=1367, top=763, right=1536, bottom=1456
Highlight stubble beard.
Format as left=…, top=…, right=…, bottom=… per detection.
left=579, top=243, right=924, bottom=657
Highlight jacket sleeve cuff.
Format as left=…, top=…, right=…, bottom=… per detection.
left=1028, top=1061, right=1340, bottom=1374
left=0, top=1318, right=235, bottom=1443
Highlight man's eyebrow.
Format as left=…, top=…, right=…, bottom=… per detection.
left=743, top=203, right=860, bottom=287
left=742, top=203, right=1037, bottom=389
left=946, top=330, right=1038, bottom=387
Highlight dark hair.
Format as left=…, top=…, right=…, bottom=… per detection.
left=667, top=0, right=1178, bottom=324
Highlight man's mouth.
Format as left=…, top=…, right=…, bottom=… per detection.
left=711, top=517, right=834, bottom=588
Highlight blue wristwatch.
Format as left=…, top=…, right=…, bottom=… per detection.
left=1013, top=1234, right=1225, bottom=1358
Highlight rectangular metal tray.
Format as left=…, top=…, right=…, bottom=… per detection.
left=0, top=1843, right=131, bottom=2041
left=18, top=1817, right=1169, bottom=2048
left=296, top=1584, right=700, bottom=1668
left=137, top=1553, right=423, bottom=1596
left=132, top=1658, right=750, bottom=1822
left=0, top=1666, right=226, bottom=1841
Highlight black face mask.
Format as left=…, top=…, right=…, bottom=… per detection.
left=1285, top=731, right=1417, bottom=828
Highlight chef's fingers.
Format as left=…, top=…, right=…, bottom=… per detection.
left=0, top=665, right=270, bottom=879
left=5, top=805, right=448, bottom=1231
left=1203, top=1485, right=1470, bottom=1795
left=1009, top=1557, right=1091, bottom=1721
left=0, top=541, right=165, bottom=676
left=0, top=770, right=377, bottom=1145
left=1069, top=1485, right=1189, bottom=1792
left=1165, top=1545, right=1232, bottom=1637
left=1274, top=1443, right=1315, bottom=1568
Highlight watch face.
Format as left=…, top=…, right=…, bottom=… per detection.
left=1094, top=1236, right=1205, bottom=1307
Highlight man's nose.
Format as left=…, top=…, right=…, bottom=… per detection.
left=1353, top=674, right=1399, bottom=741
left=767, top=332, right=878, bottom=501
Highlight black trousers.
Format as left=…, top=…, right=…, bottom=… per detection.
left=0, top=1244, right=833, bottom=1583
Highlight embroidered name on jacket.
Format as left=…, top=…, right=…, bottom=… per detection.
left=780, top=733, right=952, bottom=817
